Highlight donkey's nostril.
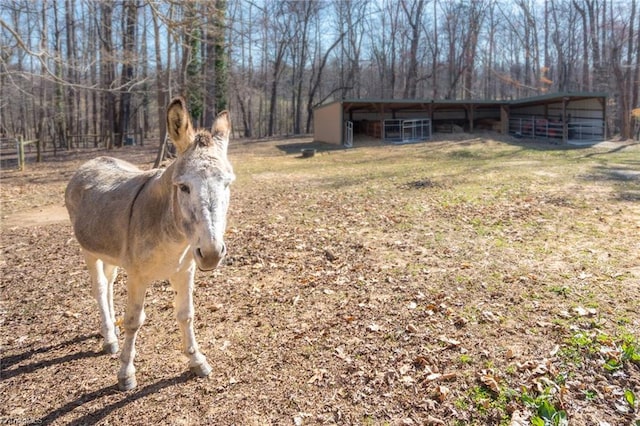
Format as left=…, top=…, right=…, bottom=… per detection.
left=195, top=248, right=203, bottom=259
left=220, top=243, right=227, bottom=256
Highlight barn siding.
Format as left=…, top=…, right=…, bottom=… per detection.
left=313, top=101, right=343, bottom=144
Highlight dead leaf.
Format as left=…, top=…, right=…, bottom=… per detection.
left=572, top=306, right=598, bottom=317
left=438, top=335, right=460, bottom=347
left=436, top=385, right=450, bottom=402
left=399, top=364, right=412, bottom=375
left=573, top=306, right=588, bottom=316
left=479, top=372, right=501, bottom=393
left=406, top=323, right=419, bottom=334
left=426, top=415, right=445, bottom=425
left=293, top=412, right=311, bottom=426
left=425, top=373, right=442, bottom=381
left=506, top=347, right=519, bottom=359
left=334, top=347, right=352, bottom=363
left=308, top=369, right=327, bottom=384
left=509, top=410, right=529, bottom=426
left=414, top=356, right=431, bottom=370
left=481, top=310, right=501, bottom=323
left=400, top=375, right=415, bottom=385
left=453, top=315, right=468, bottom=327
left=366, top=323, right=381, bottom=332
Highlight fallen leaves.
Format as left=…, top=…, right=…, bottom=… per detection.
left=437, top=335, right=461, bottom=347
left=424, top=372, right=457, bottom=382
left=481, top=310, right=502, bottom=323
left=366, top=323, right=381, bottom=332
left=572, top=306, right=598, bottom=317
left=307, top=368, right=328, bottom=385
left=405, top=323, right=419, bottom=334
left=435, top=384, right=450, bottom=402
left=3, top=141, right=640, bottom=425
left=478, top=369, right=501, bottom=393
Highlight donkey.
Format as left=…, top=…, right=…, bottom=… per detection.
left=65, top=97, right=234, bottom=390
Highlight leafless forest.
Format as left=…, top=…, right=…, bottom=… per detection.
left=1, top=0, right=639, bottom=153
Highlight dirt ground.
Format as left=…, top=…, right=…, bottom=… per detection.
left=1, top=136, right=639, bottom=425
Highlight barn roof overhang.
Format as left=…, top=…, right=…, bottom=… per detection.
left=509, top=92, right=607, bottom=108
left=317, top=92, right=607, bottom=114
left=340, top=98, right=502, bottom=114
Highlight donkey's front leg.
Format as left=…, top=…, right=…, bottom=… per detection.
left=170, top=267, right=211, bottom=378
left=117, top=280, right=148, bottom=391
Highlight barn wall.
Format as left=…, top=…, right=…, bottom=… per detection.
left=313, top=102, right=343, bottom=144
left=348, top=107, right=501, bottom=122
left=511, top=105, right=547, bottom=116
left=347, top=111, right=431, bottom=121
left=565, top=98, right=605, bottom=121
left=512, top=98, right=603, bottom=121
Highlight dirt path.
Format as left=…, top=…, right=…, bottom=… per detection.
left=2, top=204, right=68, bottom=228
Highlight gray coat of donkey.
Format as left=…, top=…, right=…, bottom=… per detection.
left=65, top=97, right=234, bottom=390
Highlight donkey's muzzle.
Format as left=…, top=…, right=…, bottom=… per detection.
left=194, top=242, right=226, bottom=271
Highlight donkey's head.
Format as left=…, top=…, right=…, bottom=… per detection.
left=166, top=97, right=235, bottom=271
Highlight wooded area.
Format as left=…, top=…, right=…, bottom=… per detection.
left=1, top=0, right=639, bottom=156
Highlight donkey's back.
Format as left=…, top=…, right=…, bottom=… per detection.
left=65, top=156, right=159, bottom=263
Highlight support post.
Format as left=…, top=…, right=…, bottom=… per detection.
left=17, top=136, right=25, bottom=171
left=562, top=97, right=569, bottom=144
left=500, top=105, right=509, bottom=134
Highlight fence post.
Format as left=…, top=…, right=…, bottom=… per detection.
left=17, top=136, right=25, bottom=171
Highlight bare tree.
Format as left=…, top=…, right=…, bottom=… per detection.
left=401, top=0, right=425, bottom=99
left=117, top=0, right=138, bottom=147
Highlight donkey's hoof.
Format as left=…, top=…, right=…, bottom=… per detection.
left=118, top=375, right=137, bottom=391
left=190, top=361, right=212, bottom=378
left=103, top=341, right=119, bottom=354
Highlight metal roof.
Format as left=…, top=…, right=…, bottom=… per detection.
left=317, top=92, right=607, bottom=113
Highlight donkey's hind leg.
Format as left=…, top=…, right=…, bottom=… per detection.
left=104, top=263, right=119, bottom=337
left=84, top=251, right=119, bottom=354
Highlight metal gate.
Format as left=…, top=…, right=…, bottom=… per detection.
left=383, top=118, right=431, bottom=144
left=344, top=121, right=353, bottom=147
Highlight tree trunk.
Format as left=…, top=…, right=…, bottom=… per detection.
left=118, top=0, right=137, bottom=147
left=402, top=0, right=424, bottom=99
left=152, top=4, right=168, bottom=168
left=100, top=2, right=116, bottom=149
left=64, top=0, right=76, bottom=149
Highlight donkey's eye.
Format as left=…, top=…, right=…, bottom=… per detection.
left=178, top=184, right=190, bottom=194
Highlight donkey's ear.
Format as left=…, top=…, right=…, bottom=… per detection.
left=212, top=110, right=231, bottom=138
left=166, top=97, right=195, bottom=154
left=212, top=110, right=231, bottom=154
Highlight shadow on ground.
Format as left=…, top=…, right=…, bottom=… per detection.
left=275, top=140, right=348, bottom=156
left=39, top=372, right=192, bottom=425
